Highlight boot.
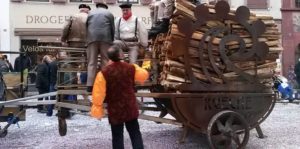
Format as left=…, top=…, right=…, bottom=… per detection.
left=148, top=18, right=170, bottom=39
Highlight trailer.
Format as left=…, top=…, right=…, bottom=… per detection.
left=0, top=51, right=56, bottom=138
left=1, top=1, right=279, bottom=148
left=49, top=2, right=279, bottom=149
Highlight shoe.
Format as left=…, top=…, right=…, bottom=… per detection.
left=86, top=86, right=93, bottom=92
left=148, top=18, right=170, bottom=39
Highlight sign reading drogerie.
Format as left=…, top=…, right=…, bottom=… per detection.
left=26, top=15, right=70, bottom=24
left=25, top=15, right=152, bottom=28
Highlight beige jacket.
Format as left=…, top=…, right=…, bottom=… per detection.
left=61, top=12, right=88, bottom=43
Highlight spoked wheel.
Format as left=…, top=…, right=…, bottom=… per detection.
left=207, top=110, right=250, bottom=149
left=58, top=117, right=67, bottom=136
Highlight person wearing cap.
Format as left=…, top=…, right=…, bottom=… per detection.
left=86, top=2, right=115, bottom=92
left=0, top=54, right=9, bottom=73
left=61, top=4, right=91, bottom=47
left=148, top=0, right=174, bottom=39
left=91, top=45, right=148, bottom=149
left=36, top=55, right=51, bottom=113
left=114, top=3, right=148, bottom=64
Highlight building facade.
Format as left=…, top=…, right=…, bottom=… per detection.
left=281, top=0, right=300, bottom=76
left=4, top=0, right=282, bottom=68
left=7, top=0, right=152, bottom=66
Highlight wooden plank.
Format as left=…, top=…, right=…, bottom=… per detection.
left=0, top=92, right=57, bottom=106
left=5, top=100, right=56, bottom=106
left=39, top=46, right=86, bottom=51
left=56, top=102, right=91, bottom=111
left=139, top=114, right=182, bottom=126
left=57, top=90, right=89, bottom=95
left=58, top=69, right=87, bottom=72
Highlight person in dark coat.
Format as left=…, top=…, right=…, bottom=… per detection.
left=3, top=55, right=13, bottom=72
left=47, top=56, right=58, bottom=116
left=36, top=55, right=51, bottom=113
left=0, top=55, right=9, bottom=73
left=14, top=54, right=32, bottom=72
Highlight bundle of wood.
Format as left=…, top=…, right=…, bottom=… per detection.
left=152, top=0, right=281, bottom=89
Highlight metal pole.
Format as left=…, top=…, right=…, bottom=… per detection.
left=20, top=51, right=24, bottom=98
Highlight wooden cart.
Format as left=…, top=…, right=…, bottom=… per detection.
left=47, top=1, right=279, bottom=148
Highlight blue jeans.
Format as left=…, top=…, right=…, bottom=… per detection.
left=278, top=84, right=293, bottom=100
left=47, top=83, right=56, bottom=116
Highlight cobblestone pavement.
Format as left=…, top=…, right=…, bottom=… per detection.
left=0, top=103, right=300, bottom=149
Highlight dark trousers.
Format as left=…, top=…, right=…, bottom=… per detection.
left=111, top=119, right=144, bottom=149
left=37, top=88, right=49, bottom=110
left=47, top=83, right=56, bottom=116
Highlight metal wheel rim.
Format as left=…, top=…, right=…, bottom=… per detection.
left=207, top=110, right=250, bottom=149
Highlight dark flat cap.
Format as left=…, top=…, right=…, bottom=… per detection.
left=96, top=2, right=108, bottom=9
left=119, top=3, right=132, bottom=9
left=79, top=4, right=91, bottom=10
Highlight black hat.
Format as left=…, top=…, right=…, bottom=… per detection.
left=96, top=2, right=108, bottom=9
left=119, top=3, right=132, bottom=9
left=79, top=4, right=91, bottom=10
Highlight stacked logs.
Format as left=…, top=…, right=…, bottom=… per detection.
left=152, top=0, right=281, bottom=89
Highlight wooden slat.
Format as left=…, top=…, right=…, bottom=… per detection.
left=139, top=114, right=182, bottom=126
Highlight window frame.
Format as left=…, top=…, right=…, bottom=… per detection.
left=296, top=0, right=300, bottom=8
left=117, top=0, right=139, bottom=4
left=247, top=0, right=268, bottom=9
left=69, top=0, right=92, bottom=3
left=26, top=0, right=50, bottom=2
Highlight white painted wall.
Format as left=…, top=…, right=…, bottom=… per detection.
left=8, top=0, right=282, bottom=64
left=230, top=0, right=282, bottom=19
left=9, top=2, right=151, bottom=63
left=0, top=0, right=11, bottom=59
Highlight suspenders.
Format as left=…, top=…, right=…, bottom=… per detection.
left=117, top=17, right=138, bottom=40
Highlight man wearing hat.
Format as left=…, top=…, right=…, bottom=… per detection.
left=114, top=3, right=148, bottom=64
left=86, top=1, right=115, bottom=92
left=148, top=0, right=174, bottom=39
left=61, top=4, right=91, bottom=47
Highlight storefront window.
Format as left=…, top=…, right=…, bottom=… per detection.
left=296, top=0, right=300, bottom=8
left=26, top=0, right=49, bottom=2
left=118, top=0, right=138, bottom=4
left=247, top=0, right=268, bottom=9
left=70, top=0, right=92, bottom=2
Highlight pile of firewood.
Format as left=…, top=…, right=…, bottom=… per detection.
left=152, top=0, right=281, bottom=89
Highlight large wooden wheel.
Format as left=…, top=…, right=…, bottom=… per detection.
left=207, top=110, right=250, bottom=149
left=58, top=117, right=67, bottom=136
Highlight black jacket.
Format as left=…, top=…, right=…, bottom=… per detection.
left=35, top=62, right=50, bottom=90
left=14, top=56, right=32, bottom=72
left=49, top=60, right=58, bottom=84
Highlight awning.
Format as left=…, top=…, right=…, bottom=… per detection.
left=14, top=28, right=62, bottom=36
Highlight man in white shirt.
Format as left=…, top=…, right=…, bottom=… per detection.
left=114, top=3, right=148, bottom=64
